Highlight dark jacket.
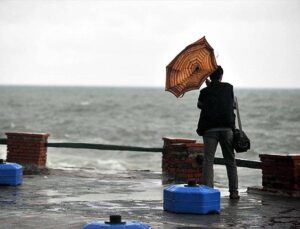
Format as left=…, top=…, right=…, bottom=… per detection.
left=196, top=81, right=236, bottom=136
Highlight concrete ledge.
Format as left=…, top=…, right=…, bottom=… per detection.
left=22, top=164, right=50, bottom=175
left=1, top=169, right=300, bottom=228
left=247, top=186, right=300, bottom=198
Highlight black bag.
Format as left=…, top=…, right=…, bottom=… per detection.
left=233, top=97, right=250, bottom=153
left=233, top=129, right=250, bottom=153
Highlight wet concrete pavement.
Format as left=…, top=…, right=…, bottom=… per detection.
left=0, top=169, right=299, bottom=228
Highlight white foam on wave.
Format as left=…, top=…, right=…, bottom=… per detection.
left=80, top=101, right=91, bottom=106
left=0, top=146, right=6, bottom=160
left=47, top=148, right=130, bottom=173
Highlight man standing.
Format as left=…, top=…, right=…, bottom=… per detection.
left=197, top=66, right=239, bottom=200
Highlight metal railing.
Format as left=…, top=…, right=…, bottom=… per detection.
left=0, top=138, right=261, bottom=169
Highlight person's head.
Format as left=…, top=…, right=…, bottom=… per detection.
left=210, top=66, right=223, bottom=82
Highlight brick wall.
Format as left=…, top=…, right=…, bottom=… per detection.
left=162, top=137, right=204, bottom=184
left=6, top=132, right=50, bottom=174
left=260, top=154, right=300, bottom=192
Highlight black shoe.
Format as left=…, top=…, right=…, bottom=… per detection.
left=230, top=191, right=240, bottom=200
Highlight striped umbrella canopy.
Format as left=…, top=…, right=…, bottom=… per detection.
left=166, top=36, right=218, bottom=97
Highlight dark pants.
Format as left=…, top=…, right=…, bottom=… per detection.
left=202, top=130, right=238, bottom=192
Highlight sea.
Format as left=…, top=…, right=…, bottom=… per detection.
left=0, top=86, right=299, bottom=191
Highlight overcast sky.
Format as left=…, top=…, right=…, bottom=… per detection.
left=0, top=0, right=299, bottom=88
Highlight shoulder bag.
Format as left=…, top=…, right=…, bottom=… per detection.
left=233, top=96, right=251, bottom=153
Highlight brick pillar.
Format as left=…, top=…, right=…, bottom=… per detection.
left=260, top=154, right=300, bottom=196
left=162, top=137, right=204, bottom=184
left=6, top=132, right=50, bottom=174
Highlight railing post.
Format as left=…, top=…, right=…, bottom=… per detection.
left=259, top=154, right=300, bottom=196
left=162, top=137, right=204, bottom=184
left=6, top=132, right=50, bottom=174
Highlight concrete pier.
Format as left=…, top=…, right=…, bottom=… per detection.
left=0, top=168, right=299, bottom=228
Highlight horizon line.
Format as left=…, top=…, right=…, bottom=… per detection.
left=0, top=84, right=299, bottom=90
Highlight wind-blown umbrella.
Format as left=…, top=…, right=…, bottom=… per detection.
left=166, top=36, right=218, bottom=97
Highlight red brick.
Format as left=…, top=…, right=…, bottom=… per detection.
left=260, top=153, right=300, bottom=160
left=6, top=132, right=50, bottom=138
left=164, top=144, right=188, bottom=152
left=162, top=137, right=204, bottom=184
left=185, top=143, right=205, bottom=148
left=5, top=132, right=49, bottom=169
left=260, top=153, right=300, bottom=191
left=263, top=182, right=300, bottom=191
left=185, top=158, right=194, bottom=164
left=260, top=154, right=300, bottom=167
left=162, top=137, right=196, bottom=145
left=262, top=168, right=300, bottom=178
left=7, top=152, right=46, bottom=158
left=192, top=172, right=203, bottom=177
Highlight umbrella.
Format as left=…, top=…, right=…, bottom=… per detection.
left=166, top=36, right=218, bottom=97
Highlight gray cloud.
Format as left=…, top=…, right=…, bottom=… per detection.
left=0, top=0, right=299, bottom=88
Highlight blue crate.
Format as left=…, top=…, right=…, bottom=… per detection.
left=82, top=215, right=151, bottom=229
left=164, top=183, right=220, bottom=214
left=0, top=161, right=23, bottom=186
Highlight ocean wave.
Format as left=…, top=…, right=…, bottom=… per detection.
left=0, top=87, right=299, bottom=173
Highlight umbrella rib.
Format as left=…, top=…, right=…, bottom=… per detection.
left=165, top=36, right=218, bottom=97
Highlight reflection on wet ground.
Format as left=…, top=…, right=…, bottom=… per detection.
left=0, top=168, right=299, bottom=228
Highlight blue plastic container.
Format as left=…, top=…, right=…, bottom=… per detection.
left=163, top=181, right=220, bottom=214
left=82, top=215, right=151, bottom=229
left=0, top=160, right=23, bottom=186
